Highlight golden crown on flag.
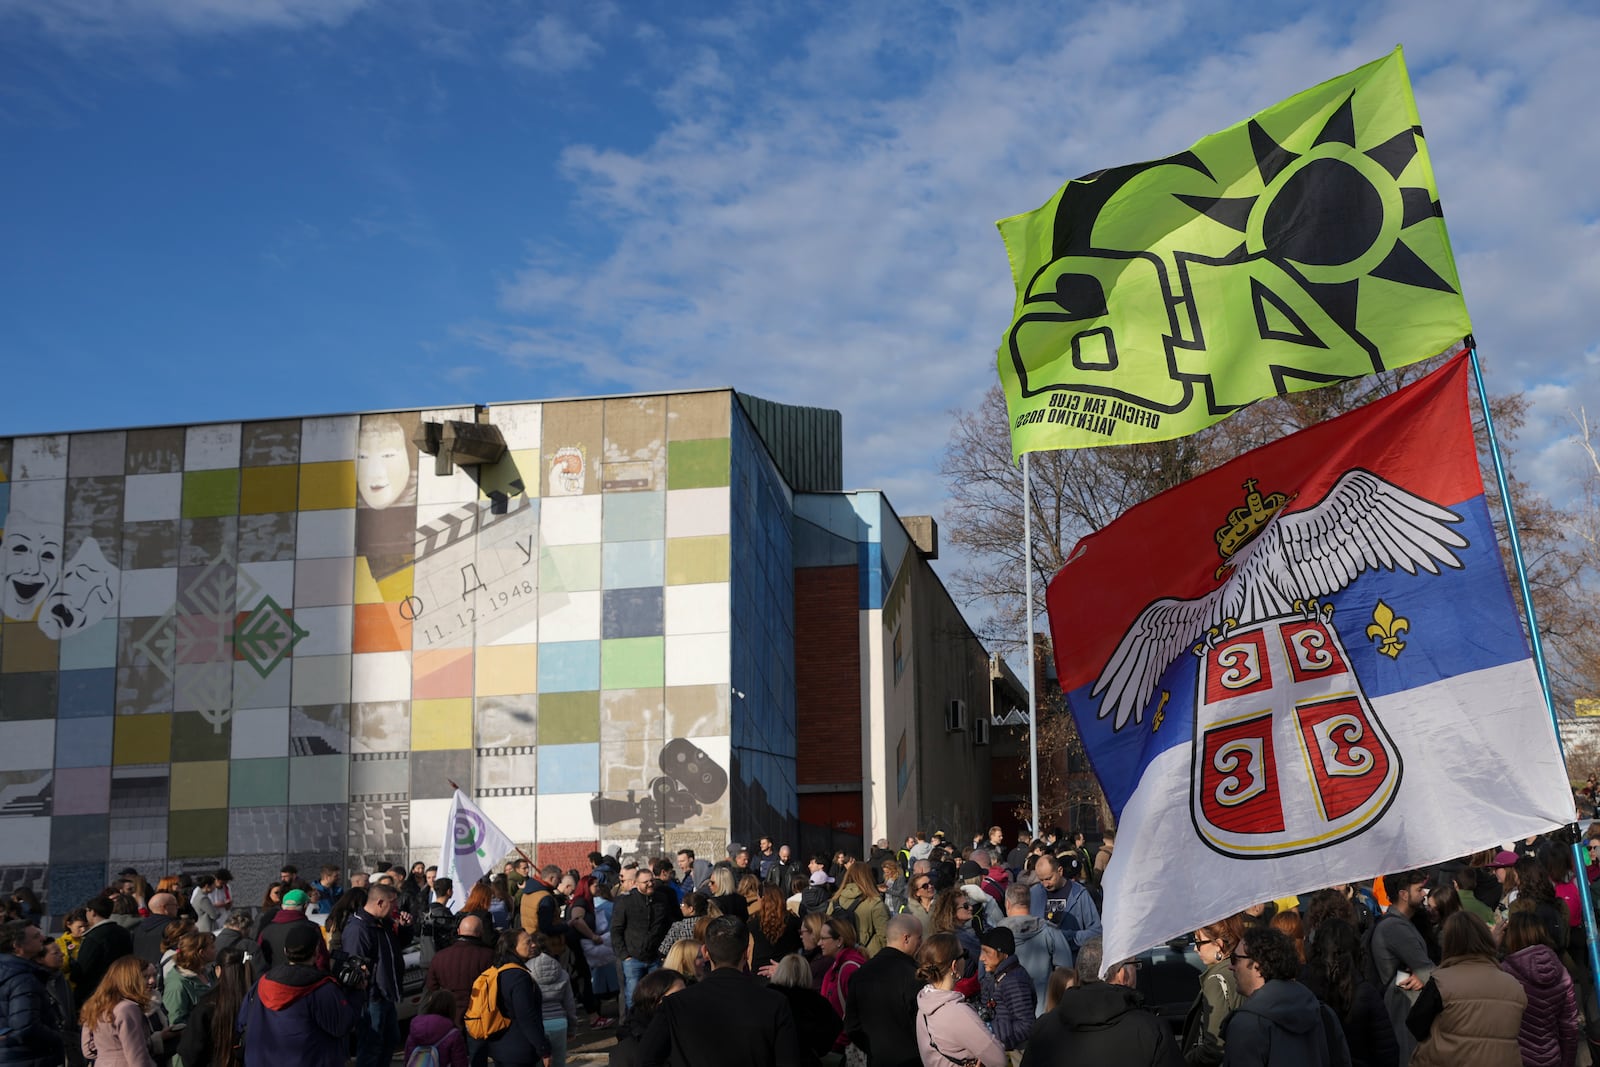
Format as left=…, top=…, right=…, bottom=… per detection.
left=1213, top=479, right=1290, bottom=577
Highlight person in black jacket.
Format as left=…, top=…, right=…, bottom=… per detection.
left=131, top=892, right=179, bottom=967
left=769, top=954, right=842, bottom=1067
left=71, top=897, right=133, bottom=1001
left=613, top=867, right=674, bottom=1012
left=174, top=944, right=252, bottom=1067
left=978, top=925, right=1036, bottom=1052
left=843, top=914, right=923, bottom=1067
left=638, top=915, right=800, bottom=1067
left=342, top=883, right=404, bottom=1067
left=0, top=921, right=64, bottom=1067
left=1020, top=938, right=1183, bottom=1067
left=422, top=878, right=459, bottom=953
left=484, top=928, right=552, bottom=1067
left=609, top=968, right=686, bottom=1067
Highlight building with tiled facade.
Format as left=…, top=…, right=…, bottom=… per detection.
left=0, top=390, right=1010, bottom=915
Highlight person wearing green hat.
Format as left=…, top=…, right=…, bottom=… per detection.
left=259, top=888, right=329, bottom=973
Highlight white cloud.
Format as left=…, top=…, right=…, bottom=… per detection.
left=476, top=0, right=1600, bottom=529
left=505, top=14, right=601, bottom=74
left=1, top=0, right=370, bottom=40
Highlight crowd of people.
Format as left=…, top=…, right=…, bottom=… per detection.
left=1, top=822, right=1598, bottom=1066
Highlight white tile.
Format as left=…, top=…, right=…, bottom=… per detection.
left=292, top=604, right=353, bottom=658
left=234, top=660, right=292, bottom=710
left=185, top=424, right=242, bottom=470
left=352, top=652, right=412, bottom=702
left=0, top=721, right=54, bottom=771
left=480, top=796, right=537, bottom=844
left=536, top=792, right=598, bottom=842
left=238, top=561, right=295, bottom=611
left=7, top=479, right=65, bottom=526
left=11, top=436, right=68, bottom=481
left=231, top=706, right=290, bottom=759
left=537, top=589, right=600, bottom=640
left=290, top=654, right=351, bottom=705
left=665, top=583, right=730, bottom=636
left=408, top=798, right=453, bottom=850
left=417, top=465, right=479, bottom=507
left=123, top=473, right=183, bottom=522
left=300, top=416, right=360, bottom=463
left=540, top=496, right=602, bottom=546
left=296, top=510, right=356, bottom=559
left=0, top=818, right=50, bottom=863
left=488, top=403, right=542, bottom=451
left=119, top=568, right=178, bottom=617
left=293, top=556, right=355, bottom=607
left=665, top=632, right=730, bottom=687
left=666, top=488, right=730, bottom=539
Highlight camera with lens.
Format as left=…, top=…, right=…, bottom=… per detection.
left=335, top=953, right=373, bottom=990
left=590, top=739, right=729, bottom=834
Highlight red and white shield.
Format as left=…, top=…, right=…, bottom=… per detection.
left=1190, top=615, right=1402, bottom=858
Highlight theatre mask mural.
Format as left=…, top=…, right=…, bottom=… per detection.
left=38, top=538, right=119, bottom=639
left=2, top=514, right=63, bottom=622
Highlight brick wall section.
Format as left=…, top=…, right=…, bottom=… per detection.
left=536, top=840, right=598, bottom=874
left=796, top=565, right=861, bottom=786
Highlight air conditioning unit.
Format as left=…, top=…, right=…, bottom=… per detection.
left=973, top=717, right=991, bottom=746
left=946, top=699, right=968, bottom=732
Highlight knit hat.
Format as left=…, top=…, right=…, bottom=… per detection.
left=979, top=926, right=1015, bottom=955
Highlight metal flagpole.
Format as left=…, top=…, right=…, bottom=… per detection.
left=1467, top=345, right=1600, bottom=987
left=1024, top=453, right=1040, bottom=837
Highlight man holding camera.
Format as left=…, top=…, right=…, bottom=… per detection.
left=341, top=882, right=405, bottom=1067
left=238, top=924, right=363, bottom=1067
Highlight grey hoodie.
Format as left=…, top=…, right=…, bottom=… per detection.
left=527, top=953, right=579, bottom=1028
left=998, top=913, right=1074, bottom=1014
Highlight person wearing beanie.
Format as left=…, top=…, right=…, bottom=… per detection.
left=978, top=925, right=1036, bottom=1052
left=258, top=889, right=329, bottom=973
left=238, top=923, right=363, bottom=1067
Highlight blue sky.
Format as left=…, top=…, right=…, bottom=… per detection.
left=4, top=0, right=1598, bottom=522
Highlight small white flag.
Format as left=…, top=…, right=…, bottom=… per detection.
left=437, top=789, right=516, bottom=913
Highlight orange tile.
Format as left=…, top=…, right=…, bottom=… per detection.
left=413, top=648, right=474, bottom=699
left=353, top=602, right=411, bottom=653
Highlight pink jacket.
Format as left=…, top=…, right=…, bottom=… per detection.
left=915, top=986, right=1006, bottom=1067
left=81, top=1000, right=157, bottom=1067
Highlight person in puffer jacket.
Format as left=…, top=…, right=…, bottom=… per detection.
left=236, top=925, right=363, bottom=1067
left=402, top=990, right=467, bottom=1067
left=1498, top=912, right=1580, bottom=1067
left=0, top=922, right=64, bottom=1067
left=915, top=934, right=1005, bottom=1067
left=528, top=934, right=581, bottom=1067
left=977, top=926, right=1036, bottom=1051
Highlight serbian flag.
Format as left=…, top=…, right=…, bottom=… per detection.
left=1049, top=354, right=1573, bottom=968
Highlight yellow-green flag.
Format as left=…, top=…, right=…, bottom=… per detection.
left=997, top=46, right=1469, bottom=456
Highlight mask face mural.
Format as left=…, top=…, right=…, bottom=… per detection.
left=38, top=538, right=119, bottom=639
left=1, top=517, right=63, bottom=622
left=357, top=418, right=415, bottom=510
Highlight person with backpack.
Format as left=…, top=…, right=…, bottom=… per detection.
left=237, top=924, right=363, bottom=1067
left=828, top=864, right=888, bottom=958
left=469, top=928, right=551, bottom=1067
left=404, top=990, right=467, bottom=1067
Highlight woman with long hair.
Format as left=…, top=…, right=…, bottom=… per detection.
left=1498, top=910, right=1581, bottom=1067
left=1544, top=847, right=1586, bottom=957
left=661, top=939, right=703, bottom=983
left=768, top=954, right=842, bottom=1067
left=1302, top=917, right=1398, bottom=1067
left=818, top=915, right=867, bottom=1056
left=175, top=945, right=252, bottom=1067
left=462, top=880, right=496, bottom=934
left=879, top=859, right=907, bottom=916
left=828, top=863, right=888, bottom=957
left=752, top=885, right=801, bottom=973
left=930, top=888, right=980, bottom=978
left=323, top=886, right=367, bottom=955
left=488, top=874, right=512, bottom=930
left=903, top=873, right=937, bottom=935
left=160, top=918, right=197, bottom=979
left=80, top=956, right=157, bottom=1067
left=1424, top=882, right=1462, bottom=930
left=1509, top=855, right=1568, bottom=953
left=609, top=968, right=685, bottom=1067
left=1407, top=912, right=1525, bottom=1066
left=163, top=930, right=216, bottom=1029
left=914, top=933, right=1005, bottom=1067
left=1181, top=914, right=1244, bottom=1065
left=1043, top=966, right=1077, bottom=1014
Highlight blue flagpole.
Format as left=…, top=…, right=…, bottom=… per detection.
left=1467, top=345, right=1600, bottom=989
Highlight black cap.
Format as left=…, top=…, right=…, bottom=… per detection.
left=979, top=926, right=1015, bottom=955
left=285, top=925, right=322, bottom=956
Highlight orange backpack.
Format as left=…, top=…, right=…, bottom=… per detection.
left=463, top=963, right=521, bottom=1040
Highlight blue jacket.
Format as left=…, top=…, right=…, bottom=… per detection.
left=238, top=963, right=362, bottom=1067
left=980, top=954, right=1037, bottom=1050
left=0, top=954, right=64, bottom=1067
left=341, top=909, right=402, bottom=1002
left=1029, top=879, right=1102, bottom=949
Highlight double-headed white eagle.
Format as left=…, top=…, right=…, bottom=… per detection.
left=1090, top=468, right=1468, bottom=731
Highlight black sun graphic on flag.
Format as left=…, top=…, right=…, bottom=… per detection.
left=1172, top=92, right=1457, bottom=340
